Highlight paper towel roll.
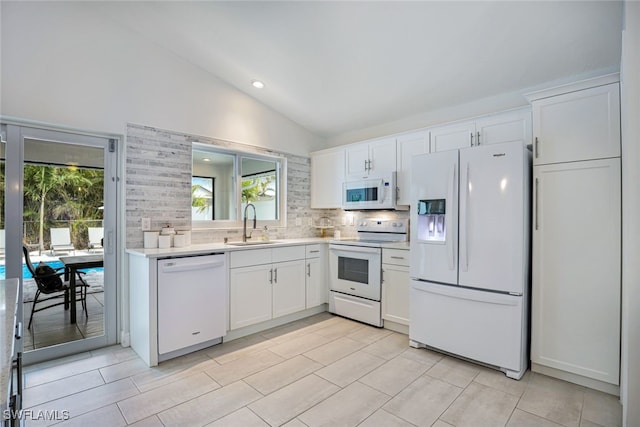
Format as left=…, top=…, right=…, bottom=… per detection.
left=144, top=231, right=159, bottom=249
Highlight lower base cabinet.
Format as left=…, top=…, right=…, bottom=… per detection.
left=382, top=248, right=410, bottom=326
left=229, top=246, right=306, bottom=330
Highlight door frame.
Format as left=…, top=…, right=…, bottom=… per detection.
left=2, top=118, right=123, bottom=364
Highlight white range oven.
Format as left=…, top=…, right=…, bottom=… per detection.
left=328, top=218, right=408, bottom=327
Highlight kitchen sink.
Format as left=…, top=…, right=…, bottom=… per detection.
left=226, top=240, right=281, bottom=246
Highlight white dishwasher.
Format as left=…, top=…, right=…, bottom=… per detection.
left=157, top=253, right=227, bottom=357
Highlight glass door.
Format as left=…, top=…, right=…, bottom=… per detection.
left=2, top=123, right=118, bottom=364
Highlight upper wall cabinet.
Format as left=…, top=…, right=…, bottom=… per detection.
left=530, top=82, right=620, bottom=166
left=430, top=108, right=532, bottom=153
left=345, top=137, right=396, bottom=179
left=430, top=121, right=477, bottom=152
left=310, top=146, right=345, bottom=209
left=396, top=130, right=429, bottom=206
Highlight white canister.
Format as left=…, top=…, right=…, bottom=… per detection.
left=158, top=235, right=171, bottom=249
left=144, top=231, right=159, bottom=249
left=181, top=230, right=191, bottom=246
left=173, top=234, right=186, bottom=248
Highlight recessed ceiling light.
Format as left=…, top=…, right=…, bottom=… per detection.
left=252, top=80, right=265, bottom=89
left=203, top=158, right=211, bottom=162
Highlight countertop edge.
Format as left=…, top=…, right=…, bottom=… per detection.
left=126, top=237, right=333, bottom=258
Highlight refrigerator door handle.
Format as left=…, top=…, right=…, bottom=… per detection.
left=535, top=177, right=539, bottom=231
left=447, top=162, right=456, bottom=271
left=459, top=162, right=469, bottom=272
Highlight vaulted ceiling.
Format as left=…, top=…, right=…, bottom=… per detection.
left=99, top=1, right=623, bottom=139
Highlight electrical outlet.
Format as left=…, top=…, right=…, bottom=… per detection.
left=141, top=217, right=151, bottom=231
left=295, top=217, right=302, bottom=226
left=307, top=217, right=313, bottom=226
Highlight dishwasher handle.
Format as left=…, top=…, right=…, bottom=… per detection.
left=161, top=259, right=225, bottom=273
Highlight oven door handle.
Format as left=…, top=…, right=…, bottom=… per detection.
left=329, top=244, right=381, bottom=255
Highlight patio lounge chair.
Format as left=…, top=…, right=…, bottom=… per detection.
left=88, top=227, right=104, bottom=252
left=50, top=227, right=76, bottom=255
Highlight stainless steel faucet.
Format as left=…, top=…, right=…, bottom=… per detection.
left=243, top=203, right=257, bottom=242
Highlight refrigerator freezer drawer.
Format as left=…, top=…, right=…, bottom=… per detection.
left=329, top=291, right=382, bottom=327
left=410, top=280, right=525, bottom=374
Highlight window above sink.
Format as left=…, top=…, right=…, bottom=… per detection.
left=192, top=143, right=286, bottom=229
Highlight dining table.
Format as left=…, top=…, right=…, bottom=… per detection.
left=58, top=254, right=104, bottom=324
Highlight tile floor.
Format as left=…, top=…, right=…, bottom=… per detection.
left=21, top=313, right=622, bottom=427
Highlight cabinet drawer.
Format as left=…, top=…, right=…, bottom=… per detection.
left=230, top=248, right=272, bottom=268
left=272, top=245, right=305, bottom=263
left=383, top=249, right=410, bottom=266
left=305, top=244, right=323, bottom=258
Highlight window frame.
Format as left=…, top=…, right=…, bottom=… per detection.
left=191, top=143, right=287, bottom=230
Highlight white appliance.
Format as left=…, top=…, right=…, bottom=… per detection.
left=157, top=254, right=227, bottom=358
left=342, top=172, right=397, bottom=210
left=410, top=141, right=531, bottom=379
left=329, top=219, right=408, bottom=326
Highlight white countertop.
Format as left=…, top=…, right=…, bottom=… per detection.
left=126, top=237, right=332, bottom=258
left=127, top=237, right=410, bottom=258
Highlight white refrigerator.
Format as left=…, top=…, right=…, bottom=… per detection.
left=409, top=141, right=531, bottom=379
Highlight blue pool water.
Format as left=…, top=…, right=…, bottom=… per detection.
left=0, top=261, right=103, bottom=279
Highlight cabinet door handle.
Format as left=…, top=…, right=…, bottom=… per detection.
left=274, top=268, right=278, bottom=283
left=535, top=137, right=539, bottom=158
left=390, top=256, right=405, bottom=260
left=476, top=131, right=481, bottom=145
left=381, top=269, right=385, bottom=283
left=309, top=250, right=319, bottom=254
left=535, top=177, right=539, bottom=231
left=307, top=263, right=311, bottom=277
left=269, top=268, right=273, bottom=284
left=470, top=132, right=474, bottom=146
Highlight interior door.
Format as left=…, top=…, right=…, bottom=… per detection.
left=2, top=123, right=119, bottom=364
left=458, top=142, right=529, bottom=294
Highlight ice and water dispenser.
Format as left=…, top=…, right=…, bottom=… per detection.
left=416, top=199, right=446, bottom=242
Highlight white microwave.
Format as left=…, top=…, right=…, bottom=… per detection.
left=342, top=172, right=397, bottom=210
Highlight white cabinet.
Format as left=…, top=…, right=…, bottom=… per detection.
left=530, top=75, right=621, bottom=390
left=345, top=137, right=396, bottom=178
left=305, top=244, right=327, bottom=308
left=531, top=82, right=620, bottom=165
left=229, top=246, right=306, bottom=330
left=311, top=147, right=345, bottom=209
left=430, top=120, right=477, bottom=152
left=475, top=109, right=532, bottom=147
left=229, top=264, right=272, bottom=330
left=532, top=158, right=621, bottom=386
left=382, top=248, right=410, bottom=327
left=430, top=108, right=531, bottom=153
left=396, top=131, right=429, bottom=206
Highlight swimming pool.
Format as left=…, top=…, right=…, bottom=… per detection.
left=0, top=261, right=104, bottom=279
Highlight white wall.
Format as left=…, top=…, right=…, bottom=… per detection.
left=0, top=2, right=324, bottom=156
left=621, top=1, right=640, bottom=425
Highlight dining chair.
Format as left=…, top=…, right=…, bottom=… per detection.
left=23, top=245, right=89, bottom=329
